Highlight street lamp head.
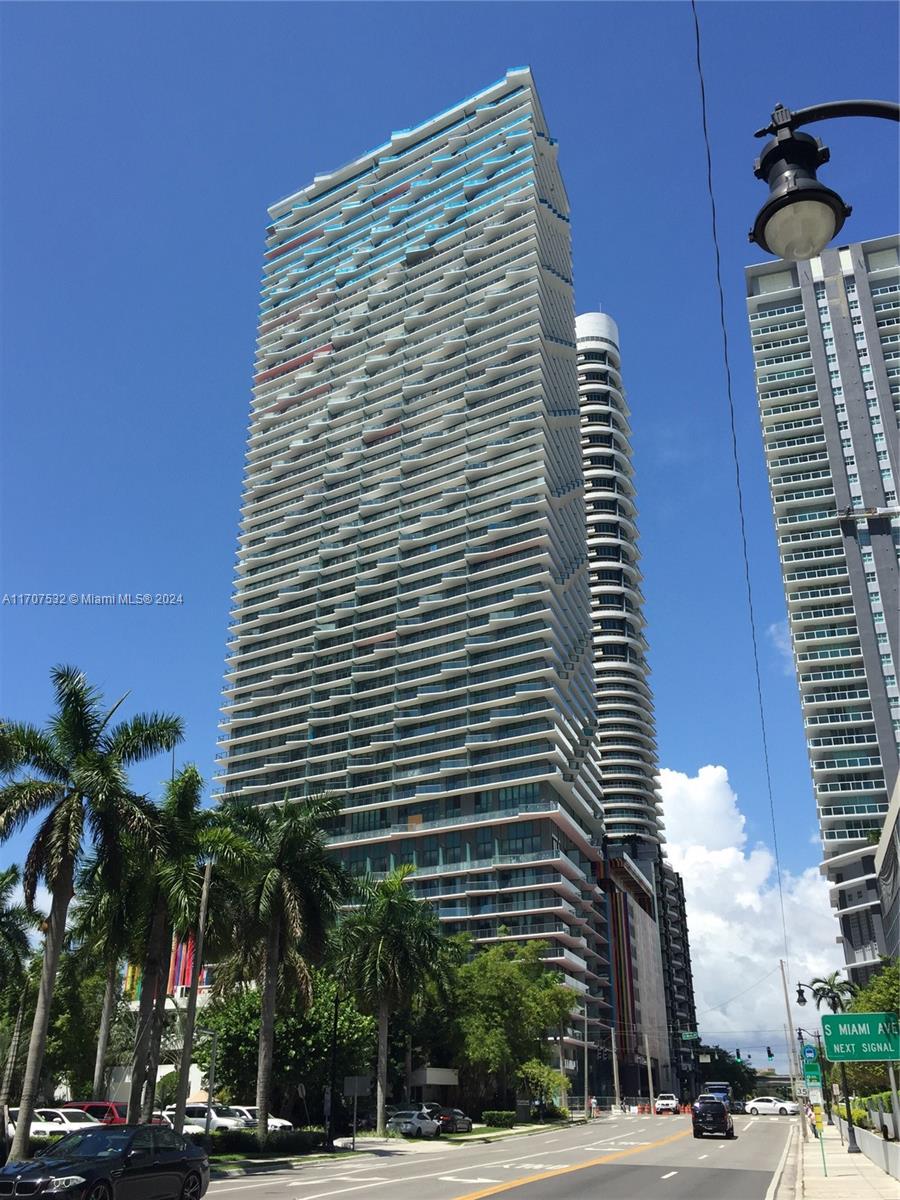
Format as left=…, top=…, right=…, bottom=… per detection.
left=796, top=984, right=808, bottom=1007
left=750, top=129, right=851, bottom=260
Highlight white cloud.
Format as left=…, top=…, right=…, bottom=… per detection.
left=11, top=880, right=52, bottom=945
left=659, top=764, right=844, bottom=1071
left=767, top=619, right=795, bottom=677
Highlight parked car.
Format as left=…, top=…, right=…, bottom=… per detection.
left=5, top=1107, right=102, bottom=1139
left=655, top=1093, right=679, bottom=1115
left=230, top=1105, right=293, bottom=1131
left=0, top=1123, right=209, bottom=1198
left=692, top=1098, right=735, bottom=1139
left=386, top=1109, right=440, bottom=1138
left=164, top=1103, right=250, bottom=1131
left=731, top=1099, right=746, bottom=1114
left=747, top=1096, right=799, bottom=1116
left=422, top=1102, right=444, bottom=1120
left=62, top=1100, right=128, bottom=1125
left=436, top=1107, right=473, bottom=1133
left=153, top=1110, right=208, bottom=1135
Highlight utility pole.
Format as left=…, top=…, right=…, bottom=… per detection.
left=779, top=959, right=809, bottom=1141
left=643, top=1033, right=655, bottom=1115
left=610, top=1026, right=621, bottom=1111
left=583, top=1007, right=589, bottom=1118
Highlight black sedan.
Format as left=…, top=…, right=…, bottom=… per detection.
left=0, top=1124, right=209, bottom=1198
left=437, top=1107, right=474, bottom=1133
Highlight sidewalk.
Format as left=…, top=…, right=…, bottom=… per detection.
left=785, top=1120, right=898, bottom=1199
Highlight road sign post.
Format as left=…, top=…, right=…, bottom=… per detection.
left=820, top=1012, right=900, bottom=1062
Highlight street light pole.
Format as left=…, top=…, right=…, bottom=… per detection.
left=749, top=99, right=899, bottom=260
left=796, top=981, right=860, bottom=1154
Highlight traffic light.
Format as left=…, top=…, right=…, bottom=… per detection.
left=767, top=1046, right=775, bottom=1060
left=735, top=1049, right=742, bottom=1061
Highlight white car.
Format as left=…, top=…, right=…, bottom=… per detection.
left=231, top=1105, right=292, bottom=1131
left=655, top=1093, right=679, bottom=1114
left=386, top=1108, right=440, bottom=1138
left=747, top=1096, right=799, bottom=1116
left=152, top=1110, right=207, bottom=1135
left=165, top=1102, right=250, bottom=1131
left=5, top=1107, right=101, bottom=1139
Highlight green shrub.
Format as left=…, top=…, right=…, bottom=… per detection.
left=849, top=1107, right=870, bottom=1129
left=201, top=1127, right=325, bottom=1157
left=482, top=1111, right=515, bottom=1129
left=542, top=1102, right=568, bottom=1121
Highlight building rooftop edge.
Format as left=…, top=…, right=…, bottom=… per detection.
left=269, top=66, right=537, bottom=219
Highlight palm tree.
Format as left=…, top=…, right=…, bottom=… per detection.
left=0, top=665, right=182, bottom=1160
left=69, top=856, right=142, bottom=1100
left=0, top=867, right=40, bottom=1114
left=809, top=971, right=857, bottom=1013
left=338, top=865, right=445, bottom=1136
left=216, top=794, right=348, bottom=1143
left=0, top=865, right=33, bottom=985
left=127, top=764, right=213, bottom=1122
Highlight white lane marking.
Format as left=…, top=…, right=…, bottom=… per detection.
left=697, top=1153, right=708, bottom=1159
left=742, top=1119, right=755, bottom=1131
left=661, top=1170, right=678, bottom=1179
left=439, top=1178, right=502, bottom=1184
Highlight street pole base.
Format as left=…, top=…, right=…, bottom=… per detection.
left=847, top=1143, right=862, bottom=1153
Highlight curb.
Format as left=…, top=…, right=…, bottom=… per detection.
left=767, top=1124, right=799, bottom=1200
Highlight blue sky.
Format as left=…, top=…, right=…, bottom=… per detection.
left=1, top=0, right=897, bottom=951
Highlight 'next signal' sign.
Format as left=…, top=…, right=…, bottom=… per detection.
left=820, top=1012, right=900, bottom=1062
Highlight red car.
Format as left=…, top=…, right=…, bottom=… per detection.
left=63, top=1100, right=128, bottom=1124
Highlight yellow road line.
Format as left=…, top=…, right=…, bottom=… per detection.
left=452, top=1127, right=692, bottom=1199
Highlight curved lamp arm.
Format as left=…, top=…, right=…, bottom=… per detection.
left=755, top=99, right=900, bottom=138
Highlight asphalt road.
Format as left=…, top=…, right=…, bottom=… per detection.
left=206, top=1113, right=795, bottom=1200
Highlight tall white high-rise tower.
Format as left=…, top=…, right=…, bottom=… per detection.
left=218, top=69, right=613, bottom=1086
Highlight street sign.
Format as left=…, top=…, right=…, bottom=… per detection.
left=820, top=1011, right=900, bottom=1062
left=698, top=1054, right=711, bottom=1063
left=808, top=1086, right=824, bottom=1106
left=803, top=1062, right=822, bottom=1083
left=802, top=1044, right=817, bottom=1062
left=796, top=1084, right=809, bottom=1098
left=680, top=1031, right=700, bottom=1041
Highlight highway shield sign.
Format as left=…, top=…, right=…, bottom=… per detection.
left=820, top=1012, right=900, bottom=1062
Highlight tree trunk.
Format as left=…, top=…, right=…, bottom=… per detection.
left=0, top=988, right=26, bottom=1128
left=92, top=962, right=118, bottom=1100
left=127, top=893, right=169, bottom=1122
left=375, top=998, right=389, bottom=1137
left=255, top=917, right=281, bottom=1147
left=404, top=1033, right=412, bottom=1104
left=141, top=969, right=169, bottom=1122
left=173, top=861, right=212, bottom=1134
left=8, top=857, right=74, bottom=1162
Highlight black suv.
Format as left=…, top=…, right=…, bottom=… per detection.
left=692, top=1098, right=735, bottom=1139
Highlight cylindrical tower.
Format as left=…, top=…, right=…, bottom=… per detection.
left=576, top=312, right=664, bottom=853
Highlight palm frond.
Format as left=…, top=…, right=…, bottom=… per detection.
left=0, top=722, right=66, bottom=781
left=101, top=713, right=184, bottom=765
left=0, top=778, right=65, bottom=839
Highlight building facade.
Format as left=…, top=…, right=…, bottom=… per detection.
left=576, top=312, right=696, bottom=1095
left=217, top=69, right=613, bottom=1093
left=745, top=236, right=900, bottom=984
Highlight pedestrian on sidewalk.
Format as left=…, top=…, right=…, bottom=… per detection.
left=805, top=1102, right=818, bottom=1137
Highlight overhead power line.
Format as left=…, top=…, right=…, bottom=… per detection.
left=689, top=0, right=791, bottom=969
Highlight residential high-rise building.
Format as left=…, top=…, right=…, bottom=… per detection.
left=745, top=235, right=900, bottom=984
left=576, top=312, right=696, bottom=1095
left=217, top=68, right=613, bottom=1094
